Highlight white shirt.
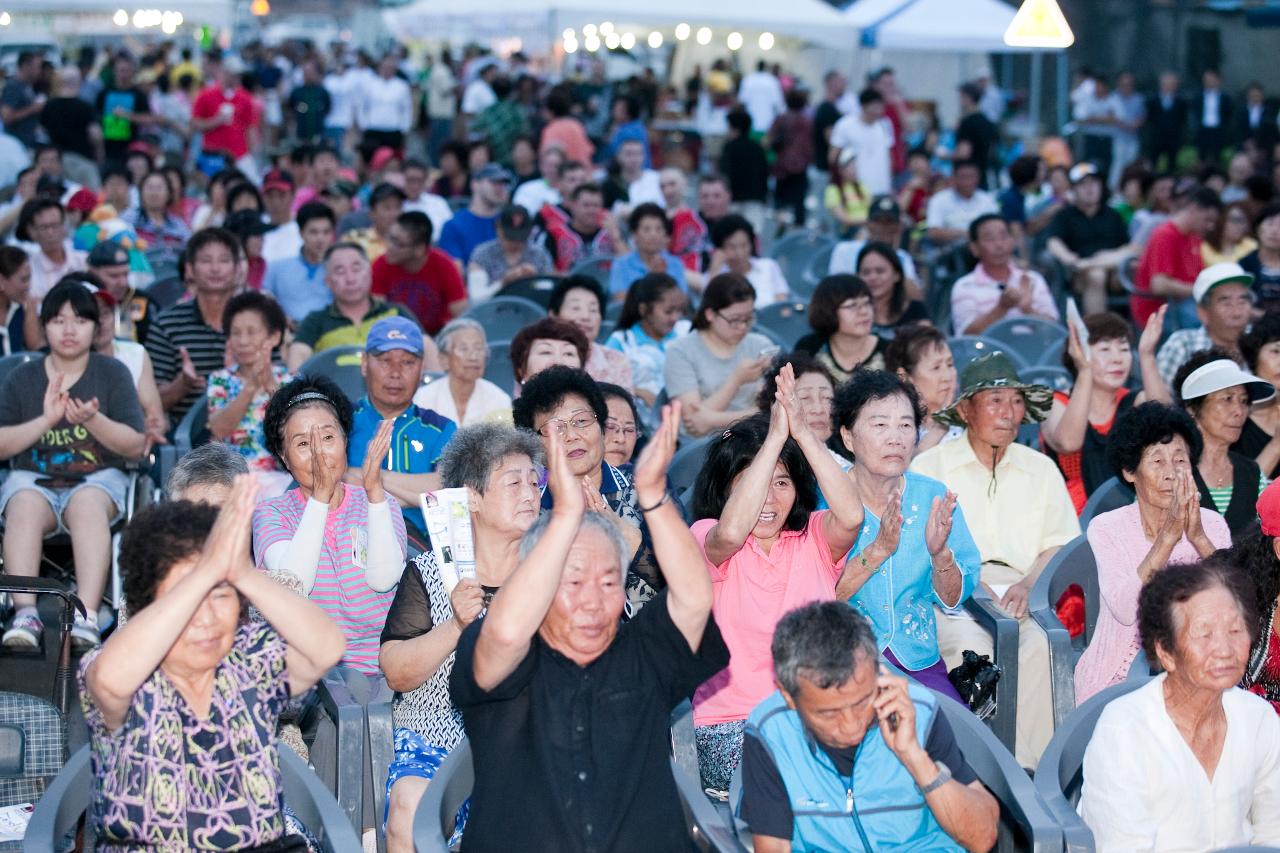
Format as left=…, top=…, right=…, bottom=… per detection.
left=925, top=187, right=998, bottom=233
left=412, top=376, right=512, bottom=426
left=714, top=257, right=790, bottom=306
left=613, top=170, right=664, bottom=213
left=425, top=63, right=457, bottom=120
left=404, top=192, right=454, bottom=237
left=737, top=71, right=785, bottom=134
left=261, top=221, right=302, bottom=263
left=513, top=179, right=560, bottom=214
left=461, top=79, right=496, bottom=115
left=1080, top=676, right=1280, bottom=852
left=828, top=239, right=919, bottom=283
left=359, top=74, right=413, bottom=133
left=324, top=69, right=358, bottom=130
left=828, top=114, right=895, bottom=196
left=22, top=240, right=87, bottom=301
left=1203, top=89, right=1222, bottom=128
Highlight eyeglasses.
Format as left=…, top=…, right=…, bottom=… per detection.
left=535, top=412, right=599, bottom=437
left=838, top=299, right=874, bottom=313
left=604, top=419, right=638, bottom=438
left=715, top=310, right=756, bottom=328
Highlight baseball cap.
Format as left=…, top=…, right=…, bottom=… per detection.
left=87, top=241, right=130, bottom=268
left=369, top=146, right=398, bottom=172
left=474, top=163, right=514, bottom=184
left=224, top=209, right=273, bottom=238
left=868, top=195, right=901, bottom=222
left=1068, top=162, right=1101, bottom=184
left=262, top=168, right=295, bottom=194
left=320, top=180, right=359, bottom=200
left=498, top=205, right=533, bottom=241
left=1179, top=359, right=1274, bottom=404
left=366, top=316, right=424, bottom=355
left=369, top=182, right=407, bottom=206
left=1258, top=479, right=1280, bottom=536
left=1192, top=261, right=1255, bottom=304
left=67, top=188, right=100, bottom=215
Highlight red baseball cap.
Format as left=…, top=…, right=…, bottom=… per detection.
left=66, top=188, right=99, bottom=214
left=262, top=168, right=295, bottom=194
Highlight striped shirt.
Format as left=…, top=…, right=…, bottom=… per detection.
left=251, top=485, right=405, bottom=673
left=144, top=298, right=227, bottom=422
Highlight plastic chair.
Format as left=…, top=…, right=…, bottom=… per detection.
left=963, top=586, right=1021, bottom=752
left=1033, top=678, right=1150, bottom=853
left=797, top=245, right=835, bottom=298
left=24, top=744, right=362, bottom=853
left=484, top=341, right=516, bottom=395
left=754, top=302, right=811, bottom=350
left=0, top=352, right=38, bottom=388
left=300, top=346, right=366, bottom=406
left=669, top=436, right=713, bottom=496
left=300, top=669, right=370, bottom=838
left=947, top=335, right=1028, bottom=373
left=412, top=739, right=473, bottom=853
left=1079, top=476, right=1135, bottom=529
left=366, top=680, right=398, bottom=853
left=568, top=256, right=613, bottom=290
left=143, top=275, right=188, bottom=310
left=985, top=318, right=1069, bottom=369
left=669, top=758, right=749, bottom=852
left=461, top=296, right=547, bottom=343
left=768, top=231, right=834, bottom=298
left=1027, top=535, right=1098, bottom=728
left=173, top=393, right=211, bottom=457
left=496, top=275, right=562, bottom=308
left=669, top=700, right=699, bottom=784
left=1020, top=365, right=1074, bottom=394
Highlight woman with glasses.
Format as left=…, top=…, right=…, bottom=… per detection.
left=599, top=382, right=643, bottom=469
left=795, top=274, right=887, bottom=385
left=13, top=198, right=86, bottom=301
left=665, top=273, right=776, bottom=439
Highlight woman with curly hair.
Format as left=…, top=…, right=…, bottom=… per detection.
left=251, top=373, right=406, bottom=674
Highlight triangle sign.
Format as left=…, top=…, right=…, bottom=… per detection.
left=1004, top=0, right=1075, bottom=48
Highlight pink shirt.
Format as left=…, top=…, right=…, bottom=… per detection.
left=691, top=512, right=842, bottom=726
left=1074, top=502, right=1230, bottom=703
left=949, top=263, right=1059, bottom=336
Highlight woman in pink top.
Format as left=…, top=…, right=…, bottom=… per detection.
left=688, top=364, right=863, bottom=792
left=1075, top=402, right=1229, bottom=703
left=540, top=89, right=595, bottom=166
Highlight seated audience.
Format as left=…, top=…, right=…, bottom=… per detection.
left=540, top=182, right=618, bottom=273
left=1202, top=201, right=1255, bottom=266
left=509, top=317, right=589, bottom=395
left=1173, top=350, right=1273, bottom=536
left=950, top=213, right=1060, bottom=335
left=603, top=272, right=689, bottom=408
left=1133, top=186, right=1222, bottom=330
left=884, top=325, right=960, bottom=455
left=548, top=275, right=633, bottom=390
left=449, top=404, right=728, bottom=853
left=345, top=182, right=406, bottom=264
left=690, top=370, right=862, bottom=791
left=665, top=273, right=775, bottom=439
left=823, top=149, right=870, bottom=237
left=854, top=242, right=928, bottom=336
left=370, top=211, right=468, bottom=335
left=0, top=280, right=147, bottom=649
left=262, top=201, right=336, bottom=325
left=223, top=208, right=271, bottom=290
left=834, top=370, right=981, bottom=701
left=599, top=383, right=642, bottom=469
left=78, top=479, right=345, bottom=850
left=738, top=602, right=999, bottom=853
left=607, top=203, right=691, bottom=301
left=1241, top=203, right=1280, bottom=313
left=827, top=196, right=922, bottom=296
left=911, top=353, right=1080, bottom=767
left=288, top=242, right=428, bottom=371
left=87, top=278, right=166, bottom=446
left=166, top=440, right=250, bottom=504
left=124, top=169, right=191, bottom=250
left=753, top=354, right=840, bottom=480
left=708, top=215, right=789, bottom=307
left=1156, top=262, right=1254, bottom=390
left=924, top=160, right=998, bottom=247
left=0, top=246, right=38, bottom=354
left=465, top=204, right=553, bottom=302
left=87, top=241, right=154, bottom=345
left=1232, top=481, right=1280, bottom=712
left=1043, top=310, right=1169, bottom=514
left=795, top=274, right=887, bottom=383
left=1235, top=312, right=1280, bottom=478
left=437, top=163, right=511, bottom=266
left=670, top=174, right=733, bottom=271
left=1075, top=403, right=1229, bottom=702
left=207, top=291, right=293, bottom=495
left=1080, top=557, right=1280, bottom=850
left=347, top=317, right=457, bottom=549
left=253, top=375, right=406, bottom=674
left=414, top=318, right=512, bottom=426
left=379, top=424, right=543, bottom=852
left=1044, top=163, right=1134, bottom=316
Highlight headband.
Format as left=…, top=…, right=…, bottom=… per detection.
left=285, top=391, right=333, bottom=411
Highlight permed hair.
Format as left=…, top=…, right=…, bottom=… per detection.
left=120, top=501, right=222, bottom=613
left=1138, top=554, right=1258, bottom=663
left=1105, top=401, right=1203, bottom=480
left=512, top=365, right=608, bottom=432
left=438, top=423, right=544, bottom=493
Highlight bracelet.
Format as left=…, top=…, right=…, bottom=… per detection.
left=858, top=551, right=878, bottom=574
left=931, top=548, right=955, bottom=572
left=638, top=492, right=671, bottom=513
left=920, top=761, right=952, bottom=795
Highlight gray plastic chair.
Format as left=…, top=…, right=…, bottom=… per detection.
left=496, top=275, right=562, bottom=308
left=669, top=436, right=714, bottom=496
left=173, top=393, right=210, bottom=457
left=462, top=296, right=547, bottom=343
left=411, top=739, right=473, bottom=853
left=768, top=230, right=834, bottom=297
left=1079, top=477, right=1135, bottom=529
left=301, top=669, right=372, bottom=839
left=985, top=317, right=1068, bottom=369
left=1033, top=678, right=1150, bottom=853
left=1028, top=535, right=1097, bottom=727
left=754, top=302, right=811, bottom=350
left=947, top=335, right=1029, bottom=373
left=300, top=345, right=367, bottom=406
left=963, top=586, right=1021, bottom=752
left=484, top=341, right=516, bottom=395
left=1020, top=365, right=1074, bottom=394
left=24, top=744, right=362, bottom=853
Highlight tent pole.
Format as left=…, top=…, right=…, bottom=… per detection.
left=1056, top=51, right=1068, bottom=133
left=1029, top=50, right=1043, bottom=139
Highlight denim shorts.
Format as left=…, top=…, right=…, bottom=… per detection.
left=0, top=469, right=129, bottom=534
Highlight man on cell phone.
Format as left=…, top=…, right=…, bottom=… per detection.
left=736, top=601, right=999, bottom=853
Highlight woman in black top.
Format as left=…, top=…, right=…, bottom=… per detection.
left=1234, top=312, right=1280, bottom=479
left=794, top=274, right=887, bottom=384
left=856, top=241, right=929, bottom=337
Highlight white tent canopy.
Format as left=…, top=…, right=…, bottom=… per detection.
left=843, top=0, right=1048, bottom=53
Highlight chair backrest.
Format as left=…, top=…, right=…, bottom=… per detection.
left=144, top=275, right=188, bottom=310
left=300, top=346, right=366, bottom=406
left=462, top=296, right=547, bottom=342
left=799, top=245, right=835, bottom=296
left=497, top=275, right=562, bottom=308
left=947, top=335, right=1029, bottom=373
left=1041, top=535, right=1100, bottom=644
left=669, top=758, right=748, bottom=852
left=1019, top=365, right=1074, bottom=394
left=768, top=230, right=834, bottom=294
left=413, top=739, right=474, bottom=853
left=755, top=302, right=811, bottom=350
left=0, top=351, right=38, bottom=388
left=1080, top=476, right=1136, bottom=529
left=568, top=256, right=613, bottom=289
left=985, top=317, right=1069, bottom=368
left=173, top=393, right=211, bottom=456
left=484, top=341, right=516, bottom=394
left=669, top=436, right=713, bottom=496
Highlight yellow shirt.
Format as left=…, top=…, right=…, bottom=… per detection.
left=910, top=433, right=1080, bottom=578
left=1202, top=237, right=1257, bottom=266
left=345, top=228, right=387, bottom=264
left=824, top=181, right=872, bottom=224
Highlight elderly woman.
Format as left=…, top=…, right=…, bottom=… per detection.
left=508, top=317, right=589, bottom=396
left=513, top=365, right=661, bottom=613
left=1079, top=556, right=1280, bottom=850
left=414, top=318, right=512, bottom=426
left=1235, top=313, right=1280, bottom=479
left=379, top=424, right=544, bottom=852
left=834, top=369, right=981, bottom=701
left=604, top=272, right=690, bottom=408
left=80, top=476, right=344, bottom=850
left=607, top=202, right=693, bottom=301
left=708, top=215, right=790, bottom=307
left=1043, top=309, right=1169, bottom=514
left=548, top=275, right=634, bottom=390
left=1173, top=349, right=1274, bottom=536
left=1075, top=403, right=1231, bottom=703
left=795, top=274, right=887, bottom=385
left=689, top=364, right=864, bottom=792
left=252, top=374, right=406, bottom=674
left=599, top=383, right=642, bottom=469
left=665, top=273, right=776, bottom=439
left=884, top=324, right=960, bottom=455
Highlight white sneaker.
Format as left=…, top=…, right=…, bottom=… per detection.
left=70, top=613, right=100, bottom=650
left=2, top=610, right=43, bottom=648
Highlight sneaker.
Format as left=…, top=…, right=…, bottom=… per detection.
left=70, top=613, right=100, bottom=650
left=3, top=610, right=44, bottom=648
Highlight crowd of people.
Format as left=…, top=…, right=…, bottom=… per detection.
left=5, top=37, right=1280, bottom=853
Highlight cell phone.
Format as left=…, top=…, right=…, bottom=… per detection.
left=759, top=345, right=781, bottom=359
left=877, top=666, right=899, bottom=733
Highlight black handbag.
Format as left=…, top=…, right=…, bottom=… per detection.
left=948, top=649, right=1002, bottom=721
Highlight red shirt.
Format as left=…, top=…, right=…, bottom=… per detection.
left=192, top=85, right=257, bottom=158
left=1132, top=219, right=1203, bottom=329
left=370, top=248, right=465, bottom=334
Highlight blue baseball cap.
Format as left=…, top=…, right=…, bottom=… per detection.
left=366, top=316, right=424, bottom=355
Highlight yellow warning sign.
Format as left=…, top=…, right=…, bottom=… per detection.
left=1003, top=0, right=1075, bottom=48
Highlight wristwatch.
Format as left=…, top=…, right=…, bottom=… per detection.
left=920, top=761, right=951, bottom=795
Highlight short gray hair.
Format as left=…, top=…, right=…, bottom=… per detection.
left=436, top=317, right=487, bottom=353
left=517, top=510, right=629, bottom=579
left=438, top=423, right=543, bottom=493
left=166, top=443, right=250, bottom=499
left=772, top=601, right=879, bottom=696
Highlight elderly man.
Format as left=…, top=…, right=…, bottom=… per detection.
left=738, top=602, right=999, bottom=852
left=166, top=441, right=250, bottom=504
left=911, top=353, right=1080, bottom=767
left=950, top=213, right=1060, bottom=336
left=924, top=161, right=998, bottom=247
left=449, top=403, right=728, bottom=853
left=1156, top=262, right=1255, bottom=390
left=344, top=317, right=455, bottom=550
